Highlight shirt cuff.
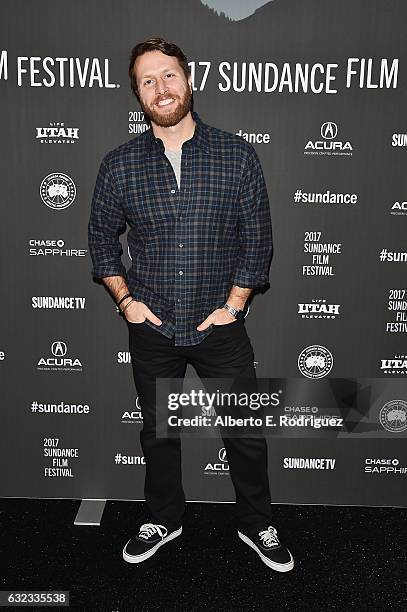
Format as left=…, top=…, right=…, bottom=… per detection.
left=91, top=264, right=127, bottom=279
left=231, top=269, right=269, bottom=289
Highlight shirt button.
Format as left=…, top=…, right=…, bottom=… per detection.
left=177, top=298, right=181, bottom=303
left=171, top=189, right=176, bottom=194
left=178, top=270, right=184, bottom=275
left=178, top=243, right=184, bottom=248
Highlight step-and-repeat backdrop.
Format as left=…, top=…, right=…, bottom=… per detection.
left=1, top=0, right=406, bottom=506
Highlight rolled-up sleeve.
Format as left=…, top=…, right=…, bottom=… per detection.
left=231, top=147, right=273, bottom=289
left=88, top=156, right=127, bottom=279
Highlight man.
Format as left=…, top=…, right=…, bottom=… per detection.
left=88, top=37, right=293, bottom=573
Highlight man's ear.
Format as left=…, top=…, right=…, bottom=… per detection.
left=188, top=75, right=193, bottom=93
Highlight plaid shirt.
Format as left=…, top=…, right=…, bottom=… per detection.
left=88, top=111, right=272, bottom=346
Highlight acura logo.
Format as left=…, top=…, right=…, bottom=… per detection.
left=218, top=447, right=227, bottom=462
left=320, top=122, right=338, bottom=140
left=51, top=341, right=67, bottom=357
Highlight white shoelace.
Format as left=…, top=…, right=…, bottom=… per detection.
left=138, top=523, right=168, bottom=540
left=258, top=526, right=280, bottom=548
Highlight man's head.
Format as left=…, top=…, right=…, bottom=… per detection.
left=129, top=37, right=193, bottom=128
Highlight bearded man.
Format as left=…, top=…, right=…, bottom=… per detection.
left=88, top=37, right=293, bottom=573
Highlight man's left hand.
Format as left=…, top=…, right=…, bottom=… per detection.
left=196, top=308, right=237, bottom=331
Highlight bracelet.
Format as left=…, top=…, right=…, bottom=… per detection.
left=117, top=293, right=131, bottom=307
left=121, top=298, right=135, bottom=314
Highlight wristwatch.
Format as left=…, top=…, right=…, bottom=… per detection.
left=223, top=303, right=246, bottom=320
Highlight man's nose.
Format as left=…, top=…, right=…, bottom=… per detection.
left=156, top=78, right=168, bottom=95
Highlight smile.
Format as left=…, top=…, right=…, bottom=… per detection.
left=156, top=98, right=175, bottom=107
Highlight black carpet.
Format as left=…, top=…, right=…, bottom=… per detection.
left=0, top=499, right=405, bottom=611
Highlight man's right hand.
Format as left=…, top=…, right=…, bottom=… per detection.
left=121, top=299, right=163, bottom=326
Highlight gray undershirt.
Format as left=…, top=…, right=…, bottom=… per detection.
left=164, top=148, right=182, bottom=189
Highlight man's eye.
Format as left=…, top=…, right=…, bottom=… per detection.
left=166, top=73, right=175, bottom=78
left=144, top=79, right=152, bottom=86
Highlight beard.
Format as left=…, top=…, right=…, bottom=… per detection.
left=140, top=86, right=192, bottom=128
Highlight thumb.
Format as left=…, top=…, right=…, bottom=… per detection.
left=145, top=307, right=162, bottom=326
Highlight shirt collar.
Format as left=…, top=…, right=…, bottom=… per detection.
left=144, top=110, right=210, bottom=156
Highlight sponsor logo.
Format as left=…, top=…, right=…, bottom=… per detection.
left=117, top=351, right=131, bottom=364
left=392, top=133, right=407, bottom=147
left=31, top=296, right=86, bottom=309
left=283, top=457, right=336, bottom=470
left=298, top=345, right=333, bottom=379
left=380, top=355, right=407, bottom=375
left=320, top=121, right=337, bottom=139
left=390, top=200, right=407, bottom=216
left=204, top=447, right=230, bottom=475
left=364, top=457, right=407, bottom=475
left=28, top=238, right=87, bottom=257
left=39, top=172, right=76, bottom=210
left=379, top=400, right=407, bottom=433
left=298, top=299, right=340, bottom=319
left=37, top=340, right=82, bottom=372
left=121, top=397, right=143, bottom=423
left=304, top=121, right=353, bottom=156
left=35, top=122, right=79, bottom=144
left=236, top=128, right=270, bottom=144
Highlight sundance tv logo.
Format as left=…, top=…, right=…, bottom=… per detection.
left=304, top=121, right=353, bottom=156
left=37, top=341, right=83, bottom=372
left=283, top=457, right=336, bottom=470
left=31, top=296, right=86, bottom=310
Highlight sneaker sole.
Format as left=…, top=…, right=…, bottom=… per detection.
left=237, top=531, right=294, bottom=572
left=123, top=526, right=182, bottom=564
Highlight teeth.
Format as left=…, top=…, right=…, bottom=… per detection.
left=157, top=98, right=174, bottom=107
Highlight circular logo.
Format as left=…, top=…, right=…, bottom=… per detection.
left=51, top=341, right=67, bottom=357
left=320, top=122, right=338, bottom=140
left=218, top=447, right=227, bottom=462
left=40, top=173, right=76, bottom=210
left=298, top=345, right=333, bottom=379
left=379, top=400, right=407, bottom=433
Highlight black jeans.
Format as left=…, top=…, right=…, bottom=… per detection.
left=128, top=317, right=273, bottom=531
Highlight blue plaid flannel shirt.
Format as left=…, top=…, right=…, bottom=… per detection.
left=88, top=111, right=272, bottom=346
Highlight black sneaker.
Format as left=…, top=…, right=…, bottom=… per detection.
left=123, top=522, right=182, bottom=564
left=238, top=525, right=294, bottom=572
